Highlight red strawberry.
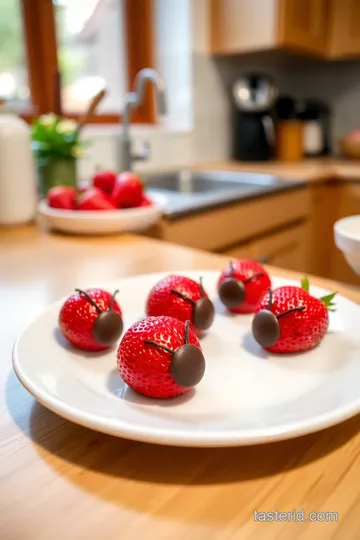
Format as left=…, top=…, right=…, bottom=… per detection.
left=47, top=186, right=77, bottom=210
left=138, top=194, right=153, bottom=207
left=117, top=316, right=205, bottom=399
left=59, top=288, right=123, bottom=351
left=78, top=187, right=117, bottom=211
left=218, top=260, right=271, bottom=314
left=146, top=275, right=215, bottom=335
left=252, top=277, right=336, bottom=354
left=93, top=169, right=117, bottom=195
left=111, top=172, right=143, bottom=208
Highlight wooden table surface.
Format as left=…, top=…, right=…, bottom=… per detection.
left=1, top=226, right=360, bottom=540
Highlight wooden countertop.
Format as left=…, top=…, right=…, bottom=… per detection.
left=196, top=157, right=360, bottom=182
left=1, top=226, right=360, bottom=540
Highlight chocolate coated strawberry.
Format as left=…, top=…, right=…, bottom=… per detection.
left=117, top=316, right=205, bottom=399
left=252, top=277, right=336, bottom=353
left=59, top=288, right=123, bottom=351
left=218, top=260, right=271, bottom=313
left=146, top=275, right=215, bottom=335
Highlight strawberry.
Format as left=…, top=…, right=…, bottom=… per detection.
left=78, top=187, right=117, bottom=211
left=146, top=275, right=215, bottom=335
left=252, top=276, right=337, bottom=354
left=59, top=288, right=123, bottom=351
left=93, top=169, right=117, bottom=195
left=117, top=316, right=205, bottom=399
left=47, top=186, right=77, bottom=210
left=138, top=194, right=153, bottom=207
left=111, top=172, right=143, bottom=208
left=218, top=260, right=271, bottom=313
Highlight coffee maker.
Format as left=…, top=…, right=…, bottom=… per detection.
left=231, top=74, right=278, bottom=161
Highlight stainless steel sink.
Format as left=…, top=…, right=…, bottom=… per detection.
left=143, top=169, right=305, bottom=219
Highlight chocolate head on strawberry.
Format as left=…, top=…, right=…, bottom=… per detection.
left=252, top=277, right=337, bottom=354
left=59, top=288, right=124, bottom=351
left=117, top=316, right=206, bottom=399
left=146, top=275, right=215, bottom=335
left=218, top=259, right=271, bottom=313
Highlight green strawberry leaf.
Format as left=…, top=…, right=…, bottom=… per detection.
left=301, top=275, right=310, bottom=292
left=319, top=292, right=337, bottom=311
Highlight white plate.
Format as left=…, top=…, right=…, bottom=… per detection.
left=13, top=271, right=360, bottom=447
left=37, top=194, right=165, bottom=235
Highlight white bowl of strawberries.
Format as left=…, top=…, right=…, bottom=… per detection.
left=38, top=170, right=165, bottom=235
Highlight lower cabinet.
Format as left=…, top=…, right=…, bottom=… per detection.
left=220, top=222, right=309, bottom=273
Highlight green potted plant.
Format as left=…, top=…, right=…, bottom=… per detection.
left=32, top=114, right=85, bottom=196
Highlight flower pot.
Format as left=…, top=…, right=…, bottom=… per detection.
left=36, top=157, right=77, bottom=196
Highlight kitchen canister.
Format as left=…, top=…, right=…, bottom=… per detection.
left=0, top=106, right=37, bottom=225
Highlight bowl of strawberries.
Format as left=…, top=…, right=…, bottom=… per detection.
left=38, top=170, right=165, bottom=235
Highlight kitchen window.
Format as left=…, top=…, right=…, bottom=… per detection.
left=0, top=0, right=155, bottom=123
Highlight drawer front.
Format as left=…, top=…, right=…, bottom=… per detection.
left=222, top=221, right=309, bottom=273
left=162, top=188, right=310, bottom=251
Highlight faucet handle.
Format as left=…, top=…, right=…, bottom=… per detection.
left=132, top=141, right=150, bottom=163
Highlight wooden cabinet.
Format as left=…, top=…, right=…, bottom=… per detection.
left=211, top=0, right=328, bottom=57
left=211, top=0, right=278, bottom=55
left=221, top=222, right=310, bottom=273
left=278, top=0, right=329, bottom=56
left=211, top=0, right=360, bottom=59
left=331, top=182, right=360, bottom=285
left=329, top=0, right=360, bottom=58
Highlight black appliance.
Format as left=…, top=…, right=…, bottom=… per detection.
left=231, top=74, right=278, bottom=161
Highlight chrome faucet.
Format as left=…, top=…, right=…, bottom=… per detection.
left=118, top=68, right=167, bottom=172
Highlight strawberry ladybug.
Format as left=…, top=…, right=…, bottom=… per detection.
left=117, top=316, right=206, bottom=399
left=146, top=275, right=215, bottom=335
left=252, top=277, right=337, bottom=354
left=59, top=288, right=123, bottom=351
left=218, top=260, right=271, bottom=314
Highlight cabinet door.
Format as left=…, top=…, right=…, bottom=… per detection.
left=331, top=183, right=360, bottom=286
left=278, top=0, right=329, bottom=56
left=329, top=0, right=360, bottom=58
left=210, top=0, right=277, bottom=54
left=222, top=222, right=310, bottom=273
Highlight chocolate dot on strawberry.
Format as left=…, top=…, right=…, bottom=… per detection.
left=90, top=290, right=124, bottom=345
left=218, top=260, right=271, bottom=313
left=145, top=320, right=205, bottom=388
left=252, top=280, right=335, bottom=354
left=59, top=288, right=123, bottom=351
left=117, top=316, right=205, bottom=399
left=146, top=275, right=215, bottom=334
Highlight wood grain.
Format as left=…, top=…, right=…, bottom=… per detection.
left=210, top=0, right=277, bottom=54
left=329, top=0, right=360, bottom=58
left=221, top=221, right=310, bottom=273
left=1, top=226, right=360, bottom=540
left=277, top=0, right=330, bottom=56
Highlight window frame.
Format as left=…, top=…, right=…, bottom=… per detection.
left=20, top=0, right=155, bottom=124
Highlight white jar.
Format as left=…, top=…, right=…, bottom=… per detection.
left=0, top=109, right=37, bottom=225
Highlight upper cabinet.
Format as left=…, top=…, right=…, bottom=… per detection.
left=278, top=0, right=329, bottom=56
left=329, top=0, right=360, bottom=58
left=211, top=0, right=360, bottom=60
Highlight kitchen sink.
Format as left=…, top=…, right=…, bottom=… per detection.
left=143, top=169, right=305, bottom=219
